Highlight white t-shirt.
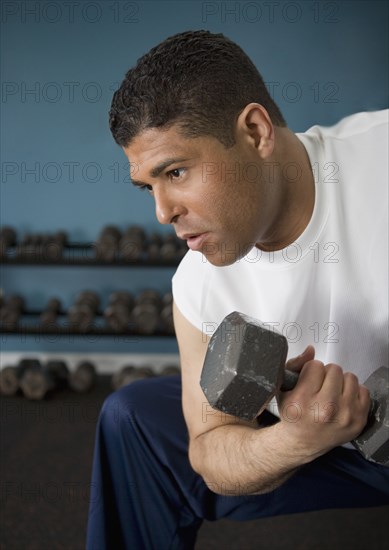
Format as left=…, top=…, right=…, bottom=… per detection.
left=172, top=110, right=388, bottom=403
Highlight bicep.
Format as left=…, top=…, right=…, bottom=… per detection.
left=173, top=301, right=256, bottom=441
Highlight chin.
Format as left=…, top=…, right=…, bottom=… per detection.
left=200, top=245, right=246, bottom=267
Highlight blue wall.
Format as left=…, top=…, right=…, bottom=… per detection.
left=1, top=0, right=388, bottom=353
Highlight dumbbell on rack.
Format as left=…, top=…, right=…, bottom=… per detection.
left=0, top=294, right=25, bottom=331
left=20, top=359, right=69, bottom=400
left=67, top=291, right=100, bottom=332
left=131, top=289, right=162, bottom=335
left=95, top=225, right=122, bottom=262
left=159, top=292, right=174, bottom=335
left=159, top=234, right=179, bottom=262
left=68, top=361, right=97, bottom=393
left=111, top=365, right=155, bottom=390
left=0, top=226, right=17, bottom=258
left=160, top=364, right=181, bottom=376
left=1, top=358, right=98, bottom=398
left=39, top=297, right=62, bottom=328
left=120, top=225, right=146, bottom=261
left=0, top=358, right=40, bottom=396
left=146, top=232, right=188, bottom=263
left=147, top=232, right=162, bottom=262
left=16, top=231, right=67, bottom=261
left=104, top=291, right=135, bottom=332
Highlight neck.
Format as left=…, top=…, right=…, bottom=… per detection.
left=256, top=128, right=315, bottom=252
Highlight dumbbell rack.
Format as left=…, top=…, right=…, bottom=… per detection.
left=1, top=310, right=173, bottom=337
left=1, top=243, right=183, bottom=267
left=1, top=231, right=185, bottom=374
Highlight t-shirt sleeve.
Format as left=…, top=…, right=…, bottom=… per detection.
left=172, top=250, right=213, bottom=333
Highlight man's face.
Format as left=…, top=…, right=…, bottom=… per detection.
left=123, top=124, right=280, bottom=266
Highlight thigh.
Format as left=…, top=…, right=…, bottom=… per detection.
left=107, top=375, right=389, bottom=521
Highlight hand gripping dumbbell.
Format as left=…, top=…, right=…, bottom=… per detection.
left=200, top=311, right=389, bottom=466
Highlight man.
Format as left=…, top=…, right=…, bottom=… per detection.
left=87, top=30, right=389, bottom=549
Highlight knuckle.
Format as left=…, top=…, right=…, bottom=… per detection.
left=326, top=363, right=343, bottom=376
left=344, top=371, right=358, bottom=384
left=303, top=359, right=324, bottom=373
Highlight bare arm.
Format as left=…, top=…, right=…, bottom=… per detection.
left=174, top=302, right=371, bottom=495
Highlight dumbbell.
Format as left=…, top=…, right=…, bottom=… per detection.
left=112, top=365, right=155, bottom=390
left=0, top=358, right=41, bottom=396
left=17, top=232, right=43, bottom=260
left=0, top=294, right=25, bottom=330
left=16, top=231, right=63, bottom=262
left=160, top=364, right=181, bottom=377
left=131, top=290, right=162, bottom=334
left=39, top=297, right=62, bottom=328
left=200, top=311, right=389, bottom=466
left=147, top=232, right=162, bottom=261
left=120, top=225, right=146, bottom=261
left=40, top=231, right=67, bottom=261
left=96, top=225, right=122, bottom=262
left=0, top=226, right=17, bottom=258
left=20, top=359, right=69, bottom=400
left=159, top=234, right=179, bottom=262
left=104, top=291, right=135, bottom=332
left=67, top=291, right=100, bottom=332
left=160, top=292, right=175, bottom=335
left=68, top=361, right=97, bottom=393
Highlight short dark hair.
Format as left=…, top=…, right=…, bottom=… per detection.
left=109, top=30, right=286, bottom=148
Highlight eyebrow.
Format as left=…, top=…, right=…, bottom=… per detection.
left=131, top=157, right=190, bottom=187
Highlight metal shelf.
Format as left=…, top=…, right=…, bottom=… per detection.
left=1, top=244, right=185, bottom=267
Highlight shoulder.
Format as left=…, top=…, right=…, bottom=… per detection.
left=172, top=250, right=212, bottom=331
left=304, top=110, right=388, bottom=141
left=172, top=248, right=264, bottom=333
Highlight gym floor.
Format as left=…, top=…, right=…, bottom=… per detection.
left=1, top=375, right=388, bottom=550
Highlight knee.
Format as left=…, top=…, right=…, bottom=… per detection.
left=98, top=377, right=165, bottom=431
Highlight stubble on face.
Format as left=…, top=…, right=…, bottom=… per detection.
left=123, top=124, right=310, bottom=267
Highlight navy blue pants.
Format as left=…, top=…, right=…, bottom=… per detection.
left=86, top=375, right=389, bottom=550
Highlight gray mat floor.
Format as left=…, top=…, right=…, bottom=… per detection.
left=1, top=376, right=388, bottom=549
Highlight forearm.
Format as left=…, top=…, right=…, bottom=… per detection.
left=189, top=422, right=305, bottom=495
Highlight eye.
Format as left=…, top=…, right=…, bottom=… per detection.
left=138, top=184, right=153, bottom=194
left=167, top=168, right=185, bottom=180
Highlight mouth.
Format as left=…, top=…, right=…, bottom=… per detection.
left=179, top=232, right=209, bottom=251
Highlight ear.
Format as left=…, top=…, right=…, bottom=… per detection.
left=236, top=103, right=275, bottom=159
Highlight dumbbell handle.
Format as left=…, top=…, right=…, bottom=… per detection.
left=280, top=369, right=299, bottom=392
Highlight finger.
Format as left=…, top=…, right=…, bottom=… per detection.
left=296, top=359, right=326, bottom=393
left=343, top=373, right=370, bottom=410
left=341, top=371, right=360, bottom=400
left=320, top=363, right=344, bottom=397
left=286, top=345, right=315, bottom=373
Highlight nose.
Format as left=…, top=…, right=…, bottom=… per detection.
left=154, top=187, right=184, bottom=225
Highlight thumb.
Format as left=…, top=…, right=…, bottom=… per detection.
left=285, top=345, right=315, bottom=373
